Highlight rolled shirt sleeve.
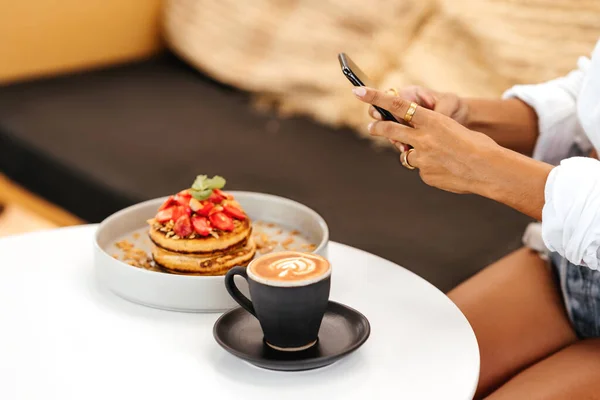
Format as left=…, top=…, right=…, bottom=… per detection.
left=503, top=57, right=592, bottom=165
left=543, top=157, right=600, bottom=269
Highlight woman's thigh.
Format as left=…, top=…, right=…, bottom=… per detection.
left=448, top=247, right=577, bottom=398
left=486, top=338, right=600, bottom=399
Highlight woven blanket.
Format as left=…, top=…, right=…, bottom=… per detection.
left=164, top=0, right=600, bottom=140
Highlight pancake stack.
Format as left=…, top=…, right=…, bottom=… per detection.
left=148, top=176, right=256, bottom=275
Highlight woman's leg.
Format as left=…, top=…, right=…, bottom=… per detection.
left=448, top=247, right=578, bottom=398
left=485, top=338, right=600, bottom=399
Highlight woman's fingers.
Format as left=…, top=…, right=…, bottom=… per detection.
left=433, top=92, right=459, bottom=117
left=369, top=106, right=383, bottom=120
left=368, top=121, right=415, bottom=146
left=353, top=87, right=429, bottom=126
left=392, top=140, right=409, bottom=153
left=415, top=87, right=436, bottom=109
left=405, top=147, right=418, bottom=167
left=370, top=104, right=407, bottom=152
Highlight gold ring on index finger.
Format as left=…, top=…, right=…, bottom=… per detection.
left=403, top=102, right=418, bottom=124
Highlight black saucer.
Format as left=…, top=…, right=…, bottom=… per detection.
left=213, top=301, right=370, bottom=371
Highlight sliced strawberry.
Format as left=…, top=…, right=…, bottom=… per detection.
left=208, top=205, right=223, bottom=215
left=208, top=193, right=224, bottom=203
left=208, top=188, right=228, bottom=203
left=216, top=189, right=231, bottom=199
left=173, top=214, right=193, bottom=237
left=171, top=205, right=191, bottom=221
left=158, top=196, right=177, bottom=211
left=178, top=189, right=191, bottom=197
left=191, top=216, right=212, bottom=236
left=171, top=206, right=183, bottom=220
left=209, top=212, right=235, bottom=231
left=195, top=201, right=214, bottom=217
left=155, top=207, right=174, bottom=223
left=223, top=205, right=246, bottom=220
left=174, top=194, right=191, bottom=206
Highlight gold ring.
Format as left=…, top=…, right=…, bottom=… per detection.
left=404, top=102, right=418, bottom=123
left=400, top=148, right=416, bottom=170
left=386, top=87, right=399, bottom=96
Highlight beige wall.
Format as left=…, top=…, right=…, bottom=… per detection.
left=0, top=0, right=164, bottom=84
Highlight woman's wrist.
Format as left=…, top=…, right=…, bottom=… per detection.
left=462, top=98, right=539, bottom=155
left=462, top=98, right=492, bottom=131
left=469, top=144, right=553, bottom=220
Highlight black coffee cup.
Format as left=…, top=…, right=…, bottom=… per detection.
left=225, top=253, right=331, bottom=352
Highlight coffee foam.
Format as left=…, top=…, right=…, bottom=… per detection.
left=248, top=251, right=330, bottom=287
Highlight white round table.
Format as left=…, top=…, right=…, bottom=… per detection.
left=0, top=225, right=479, bottom=399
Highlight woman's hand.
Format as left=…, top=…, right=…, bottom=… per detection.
left=356, top=86, right=496, bottom=194
left=353, top=86, right=553, bottom=220
left=369, top=86, right=469, bottom=126
left=369, top=86, right=540, bottom=156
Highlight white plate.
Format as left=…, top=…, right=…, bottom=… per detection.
left=94, top=191, right=329, bottom=312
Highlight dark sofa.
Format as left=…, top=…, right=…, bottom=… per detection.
left=0, top=54, right=531, bottom=291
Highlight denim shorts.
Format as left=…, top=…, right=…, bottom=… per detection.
left=551, top=252, right=600, bottom=338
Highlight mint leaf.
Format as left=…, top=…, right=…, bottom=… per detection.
left=189, top=175, right=226, bottom=200
left=206, top=175, right=226, bottom=190
left=190, top=188, right=213, bottom=201
left=191, top=175, right=208, bottom=191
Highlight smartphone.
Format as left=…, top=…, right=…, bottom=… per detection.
left=338, top=53, right=398, bottom=122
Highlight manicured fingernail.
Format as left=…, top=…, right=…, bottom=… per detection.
left=372, top=110, right=382, bottom=120
left=367, top=121, right=375, bottom=132
left=352, top=87, right=367, bottom=97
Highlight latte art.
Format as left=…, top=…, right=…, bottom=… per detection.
left=249, top=251, right=330, bottom=284
left=270, top=257, right=317, bottom=278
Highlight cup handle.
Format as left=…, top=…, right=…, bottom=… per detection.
left=225, top=266, right=255, bottom=316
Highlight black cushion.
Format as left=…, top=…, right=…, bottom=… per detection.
left=0, top=54, right=530, bottom=291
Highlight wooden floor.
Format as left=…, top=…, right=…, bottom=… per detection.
left=0, top=174, right=83, bottom=237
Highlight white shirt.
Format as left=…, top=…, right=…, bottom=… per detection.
left=504, top=39, right=600, bottom=270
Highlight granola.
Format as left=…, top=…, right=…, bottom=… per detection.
left=251, top=221, right=316, bottom=255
